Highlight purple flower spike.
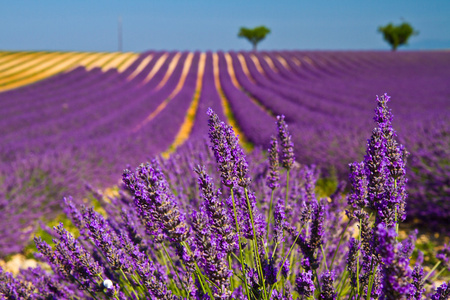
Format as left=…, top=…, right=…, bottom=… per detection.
left=276, top=115, right=295, bottom=170
left=191, top=209, right=231, bottom=298
left=81, top=207, right=133, bottom=272
left=375, top=223, right=397, bottom=266
left=262, top=257, right=278, bottom=285
left=347, top=161, right=368, bottom=210
left=310, top=201, right=325, bottom=250
left=273, top=200, right=286, bottom=245
left=295, top=270, right=315, bottom=297
left=411, top=265, right=425, bottom=300
left=431, top=282, right=450, bottom=300
left=365, top=94, right=409, bottom=227
left=437, top=243, right=450, bottom=271
left=123, top=160, right=189, bottom=244
left=34, top=224, right=104, bottom=291
left=0, top=267, right=34, bottom=299
left=281, top=259, right=290, bottom=279
left=347, top=238, right=361, bottom=287
left=207, top=108, right=250, bottom=188
left=195, top=165, right=237, bottom=253
left=266, top=136, right=280, bottom=190
left=319, top=271, right=337, bottom=300
left=376, top=223, right=414, bottom=299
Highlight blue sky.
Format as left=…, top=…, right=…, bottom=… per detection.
left=1, top=0, right=449, bottom=52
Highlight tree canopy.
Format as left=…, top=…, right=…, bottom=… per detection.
left=238, top=26, right=271, bottom=51
left=378, top=22, right=418, bottom=51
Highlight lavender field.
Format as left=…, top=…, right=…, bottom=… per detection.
left=0, top=51, right=449, bottom=291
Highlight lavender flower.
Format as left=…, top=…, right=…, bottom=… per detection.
left=375, top=223, right=414, bottom=299
left=364, top=125, right=392, bottom=224
left=365, top=94, right=409, bottom=227
left=123, top=160, right=189, bottom=243
left=276, top=115, right=295, bottom=170
left=191, top=209, right=231, bottom=298
left=309, top=201, right=325, bottom=251
left=245, top=266, right=263, bottom=299
left=207, top=108, right=250, bottom=188
left=347, top=161, right=368, bottom=210
left=437, top=243, right=450, bottom=270
left=81, top=206, right=133, bottom=273
left=431, top=282, right=450, bottom=300
left=195, top=165, right=237, bottom=253
left=20, top=266, right=76, bottom=299
left=273, top=200, right=286, bottom=245
left=319, top=271, right=337, bottom=300
left=34, top=224, right=104, bottom=291
left=347, top=238, right=360, bottom=287
left=0, top=267, right=34, bottom=299
left=262, top=257, right=278, bottom=285
left=281, top=259, right=290, bottom=279
left=410, top=265, right=425, bottom=300
left=304, top=167, right=317, bottom=204
left=266, top=136, right=280, bottom=190
left=131, top=247, right=176, bottom=299
left=272, top=283, right=294, bottom=300
left=288, top=202, right=323, bottom=271
left=295, top=270, right=315, bottom=297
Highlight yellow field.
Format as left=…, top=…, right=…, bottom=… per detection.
left=0, top=51, right=139, bottom=92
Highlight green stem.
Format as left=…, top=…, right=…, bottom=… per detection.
left=330, top=219, right=351, bottom=269
left=356, top=218, right=362, bottom=296
left=313, top=268, right=322, bottom=294
left=161, top=243, right=189, bottom=298
left=231, top=188, right=251, bottom=300
left=431, top=267, right=446, bottom=282
left=320, top=244, right=329, bottom=271
left=366, top=264, right=377, bottom=300
left=72, top=275, right=100, bottom=300
left=423, top=261, right=441, bottom=282
left=181, top=241, right=215, bottom=300
left=244, top=188, right=268, bottom=300
left=228, top=254, right=234, bottom=290
left=281, top=170, right=290, bottom=272
left=266, top=189, right=275, bottom=242
left=119, top=268, right=139, bottom=299
left=336, top=269, right=349, bottom=300
left=285, top=170, right=290, bottom=208
left=268, top=226, right=304, bottom=296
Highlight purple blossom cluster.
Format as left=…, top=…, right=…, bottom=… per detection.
left=1, top=95, right=449, bottom=299
left=1, top=51, right=448, bottom=259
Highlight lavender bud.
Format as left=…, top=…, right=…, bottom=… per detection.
left=266, top=136, right=280, bottom=190
left=207, top=108, right=250, bottom=188
left=347, top=238, right=361, bottom=287
left=273, top=200, right=286, bottom=245
left=319, top=271, right=337, bottom=300
left=347, top=162, right=368, bottom=210
left=431, top=282, right=450, bottom=300
left=276, top=115, right=295, bottom=170
left=411, top=265, right=425, bottom=300
left=437, top=243, right=450, bottom=271
left=295, top=270, right=315, bottom=297
left=310, top=201, right=325, bottom=250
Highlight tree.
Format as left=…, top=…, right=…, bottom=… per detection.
left=378, top=22, right=418, bottom=51
left=238, top=26, right=271, bottom=51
